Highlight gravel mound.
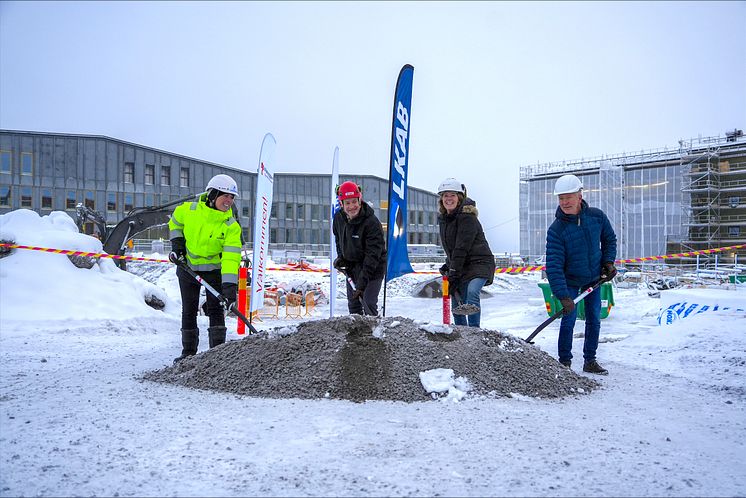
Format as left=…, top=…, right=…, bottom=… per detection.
left=142, top=316, right=599, bottom=402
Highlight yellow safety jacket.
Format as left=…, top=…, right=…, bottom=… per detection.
left=168, top=194, right=242, bottom=284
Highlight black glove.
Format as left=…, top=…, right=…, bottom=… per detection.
left=439, top=263, right=449, bottom=276
left=171, top=237, right=186, bottom=257
left=601, top=261, right=617, bottom=281
left=560, top=297, right=575, bottom=315
left=447, top=269, right=461, bottom=291
left=333, top=256, right=350, bottom=271
left=169, top=251, right=187, bottom=265
left=351, top=288, right=364, bottom=301
left=221, top=282, right=237, bottom=309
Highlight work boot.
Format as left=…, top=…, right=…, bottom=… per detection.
left=559, top=359, right=572, bottom=368
left=208, top=325, right=227, bottom=348
left=173, top=328, right=199, bottom=364
left=583, top=360, right=608, bottom=375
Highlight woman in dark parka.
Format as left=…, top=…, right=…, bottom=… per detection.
left=437, top=178, right=495, bottom=327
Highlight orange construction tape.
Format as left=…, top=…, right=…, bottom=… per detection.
left=3, top=242, right=743, bottom=274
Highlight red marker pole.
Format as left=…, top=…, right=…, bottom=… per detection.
left=237, top=267, right=248, bottom=335
left=442, top=276, right=451, bottom=325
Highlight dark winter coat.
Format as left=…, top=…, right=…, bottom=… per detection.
left=333, top=202, right=386, bottom=290
left=545, top=199, right=617, bottom=299
left=438, top=198, right=495, bottom=285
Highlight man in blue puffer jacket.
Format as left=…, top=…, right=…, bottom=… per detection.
left=545, top=174, right=617, bottom=375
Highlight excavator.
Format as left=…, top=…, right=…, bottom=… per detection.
left=75, top=195, right=244, bottom=270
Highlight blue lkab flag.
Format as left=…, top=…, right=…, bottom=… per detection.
left=385, top=64, right=415, bottom=282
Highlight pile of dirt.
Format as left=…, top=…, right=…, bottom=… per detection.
left=142, top=316, right=599, bottom=403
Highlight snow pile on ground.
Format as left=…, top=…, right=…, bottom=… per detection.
left=0, top=209, right=176, bottom=320
left=143, top=315, right=598, bottom=402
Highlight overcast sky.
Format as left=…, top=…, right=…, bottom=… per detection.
left=1, top=1, right=744, bottom=252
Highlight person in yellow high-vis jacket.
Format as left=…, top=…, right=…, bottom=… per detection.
left=168, top=174, right=242, bottom=364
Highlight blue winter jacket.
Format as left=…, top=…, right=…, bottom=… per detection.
left=545, top=200, right=617, bottom=299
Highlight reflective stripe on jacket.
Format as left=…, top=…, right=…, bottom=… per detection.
left=168, top=194, right=242, bottom=284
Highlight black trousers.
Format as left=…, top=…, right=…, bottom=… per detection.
left=176, top=267, right=225, bottom=330
left=346, top=277, right=383, bottom=316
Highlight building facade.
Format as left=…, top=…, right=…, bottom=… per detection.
left=519, top=130, right=746, bottom=265
left=0, top=130, right=440, bottom=256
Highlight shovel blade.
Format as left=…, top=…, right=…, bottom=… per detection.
left=452, top=303, right=480, bottom=316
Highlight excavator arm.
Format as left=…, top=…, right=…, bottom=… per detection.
left=102, top=195, right=198, bottom=267
left=76, top=194, right=244, bottom=269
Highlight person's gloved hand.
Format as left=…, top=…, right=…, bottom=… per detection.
left=221, top=282, right=237, bottom=309
left=447, top=269, right=461, bottom=292
left=169, top=237, right=187, bottom=265
left=169, top=251, right=187, bottom=265
left=439, top=263, right=449, bottom=276
left=351, top=288, right=364, bottom=301
left=560, top=297, right=575, bottom=315
left=333, top=256, right=350, bottom=271
left=601, top=261, right=617, bottom=281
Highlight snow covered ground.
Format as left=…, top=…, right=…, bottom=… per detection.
left=1, top=209, right=745, bottom=497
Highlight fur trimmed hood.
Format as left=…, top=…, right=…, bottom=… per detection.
left=461, top=198, right=479, bottom=217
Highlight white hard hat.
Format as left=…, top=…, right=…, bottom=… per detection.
left=437, top=178, right=465, bottom=195
left=205, top=174, right=240, bottom=198
left=553, top=174, right=583, bottom=195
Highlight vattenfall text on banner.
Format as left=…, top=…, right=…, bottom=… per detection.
left=386, top=64, right=415, bottom=282
left=250, top=133, right=276, bottom=313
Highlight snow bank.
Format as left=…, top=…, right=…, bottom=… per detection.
left=0, top=209, right=177, bottom=321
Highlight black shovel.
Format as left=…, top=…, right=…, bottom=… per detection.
left=523, top=276, right=609, bottom=344
left=340, top=267, right=376, bottom=316
left=169, top=253, right=259, bottom=335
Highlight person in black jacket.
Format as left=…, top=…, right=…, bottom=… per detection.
left=437, top=178, right=496, bottom=327
left=332, top=181, right=386, bottom=315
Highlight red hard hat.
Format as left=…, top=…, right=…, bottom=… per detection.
left=337, top=181, right=361, bottom=201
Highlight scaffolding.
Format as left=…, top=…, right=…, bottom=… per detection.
left=681, top=140, right=746, bottom=255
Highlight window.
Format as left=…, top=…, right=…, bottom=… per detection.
left=285, top=203, right=293, bottom=219
left=145, top=164, right=155, bottom=185
left=0, top=186, right=11, bottom=207
left=42, top=189, right=53, bottom=209
left=145, top=193, right=155, bottom=207
left=271, top=202, right=278, bottom=219
left=270, top=228, right=277, bottom=243
left=0, top=151, right=10, bottom=173
left=729, top=226, right=740, bottom=237
left=21, top=152, right=33, bottom=175
left=66, top=190, right=77, bottom=209
left=180, top=167, right=190, bottom=187
left=124, top=193, right=134, bottom=212
left=84, top=191, right=95, bottom=209
left=107, top=193, right=117, bottom=212
left=242, top=206, right=250, bottom=217
left=311, top=204, right=320, bottom=220
left=161, top=165, right=171, bottom=186
left=20, top=187, right=32, bottom=208
left=297, top=203, right=305, bottom=219
left=124, top=162, right=134, bottom=183
left=285, top=228, right=294, bottom=243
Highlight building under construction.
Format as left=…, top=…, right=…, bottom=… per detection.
left=519, top=129, right=746, bottom=267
